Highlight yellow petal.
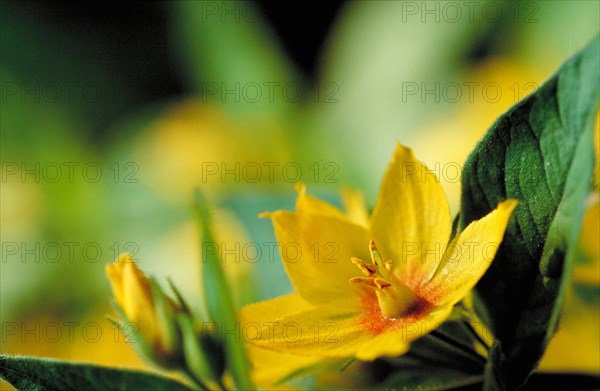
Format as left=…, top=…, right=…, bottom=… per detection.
left=244, top=302, right=452, bottom=361
left=123, top=264, right=155, bottom=322
left=240, top=294, right=314, bottom=324
left=240, top=295, right=327, bottom=385
left=265, top=211, right=371, bottom=308
left=424, top=199, right=518, bottom=306
left=295, top=183, right=347, bottom=220
left=246, top=345, right=324, bottom=387
left=341, top=187, right=370, bottom=227
left=370, top=143, right=452, bottom=283
left=105, top=257, right=126, bottom=307
left=243, top=306, right=370, bottom=358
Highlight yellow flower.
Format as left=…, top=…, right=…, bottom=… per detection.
left=241, top=143, right=516, bottom=361
left=106, top=254, right=180, bottom=362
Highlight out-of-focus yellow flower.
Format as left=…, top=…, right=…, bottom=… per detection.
left=134, top=100, right=292, bottom=202
left=106, top=254, right=181, bottom=365
left=241, top=143, right=516, bottom=361
left=0, top=311, right=149, bottom=373
left=540, top=193, right=600, bottom=373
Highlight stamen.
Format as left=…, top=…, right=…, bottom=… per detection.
left=373, top=278, right=391, bottom=289
left=369, top=240, right=383, bottom=266
left=349, top=277, right=377, bottom=287
left=351, top=257, right=376, bottom=276
left=350, top=240, right=421, bottom=319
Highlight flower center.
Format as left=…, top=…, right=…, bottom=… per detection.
left=350, top=240, right=419, bottom=319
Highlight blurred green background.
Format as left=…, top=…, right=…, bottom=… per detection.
left=1, top=0, right=598, bottom=381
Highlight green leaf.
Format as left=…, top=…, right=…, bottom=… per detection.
left=458, top=36, right=599, bottom=389
left=193, top=190, right=253, bottom=390
left=0, top=354, right=193, bottom=391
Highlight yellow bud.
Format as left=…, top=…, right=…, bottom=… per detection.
left=106, top=254, right=162, bottom=356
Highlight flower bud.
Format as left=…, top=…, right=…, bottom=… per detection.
left=106, top=254, right=183, bottom=367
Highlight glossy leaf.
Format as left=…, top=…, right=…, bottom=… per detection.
left=459, top=36, right=599, bottom=389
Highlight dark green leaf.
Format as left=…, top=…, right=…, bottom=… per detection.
left=522, top=372, right=600, bottom=390
left=384, top=369, right=483, bottom=391
left=459, top=36, right=599, bottom=389
left=0, top=354, right=193, bottom=391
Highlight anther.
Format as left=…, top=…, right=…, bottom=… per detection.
left=369, top=240, right=383, bottom=266
left=351, top=257, right=377, bottom=276
left=374, top=278, right=392, bottom=289
left=349, top=277, right=377, bottom=287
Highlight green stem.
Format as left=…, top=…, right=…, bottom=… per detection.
left=429, top=330, right=487, bottom=366
left=463, top=320, right=490, bottom=352
left=182, top=368, right=211, bottom=391
left=216, top=378, right=228, bottom=391
left=339, top=357, right=356, bottom=372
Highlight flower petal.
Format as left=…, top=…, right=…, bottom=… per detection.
left=122, top=263, right=158, bottom=341
left=240, top=294, right=314, bottom=324
left=243, top=303, right=452, bottom=361
left=341, top=187, right=370, bottom=227
left=295, top=183, right=347, bottom=220
left=264, top=210, right=371, bottom=307
left=246, top=345, right=325, bottom=387
left=424, top=199, right=518, bottom=306
left=242, top=306, right=371, bottom=358
left=370, top=143, right=452, bottom=283
left=105, top=258, right=126, bottom=306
